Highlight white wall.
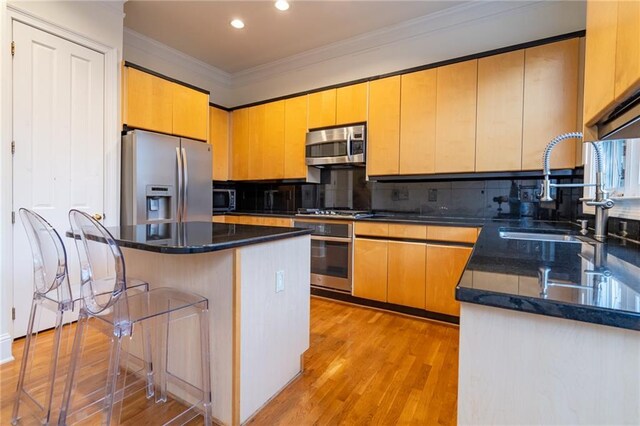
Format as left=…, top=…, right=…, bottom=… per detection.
left=122, top=1, right=586, bottom=108
left=0, top=0, right=125, bottom=363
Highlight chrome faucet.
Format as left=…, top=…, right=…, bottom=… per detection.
left=539, top=132, right=614, bottom=240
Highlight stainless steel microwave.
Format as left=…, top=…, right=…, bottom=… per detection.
left=305, top=124, right=366, bottom=167
left=212, top=189, right=236, bottom=212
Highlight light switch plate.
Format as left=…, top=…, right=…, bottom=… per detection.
left=275, top=270, right=285, bottom=293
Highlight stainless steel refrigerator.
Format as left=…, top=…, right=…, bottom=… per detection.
left=121, top=130, right=212, bottom=225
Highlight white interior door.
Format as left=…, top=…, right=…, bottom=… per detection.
left=12, top=21, right=105, bottom=337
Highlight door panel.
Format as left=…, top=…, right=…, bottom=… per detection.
left=353, top=238, right=388, bottom=302
left=368, top=76, right=401, bottom=176
left=426, top=244, right=472, bottom=316
left=387, top=241, right=426, bottom=309
left=12, top=21, right=105, bottom=337
left=181, top=138, right=213, bottom=221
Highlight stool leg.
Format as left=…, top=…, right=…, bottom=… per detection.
left=141, top=321, right=155, bottom=399
left=11, top=297, right=39, bottom=425
left=199, top=308, right=212, bottom=425
left=155, top=314, right=169, bottom=403
left=42, top=308, right=65, bottom=424
left=102, top=333, right=124, bottom=426
left=58, top=311, right=88, bottom=426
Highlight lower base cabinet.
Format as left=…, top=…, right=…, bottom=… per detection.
left=426, top=245, right=473, bottom=316
left=387, top=241, right=427, bottom=309
left=353, top=238, right=388, bottom=302
left=212, top=215, right=293, bottom=227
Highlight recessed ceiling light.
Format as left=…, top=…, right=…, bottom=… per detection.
left=230, top=19, right=245, bottom=29
left=275, top=0, right=290, bottom=11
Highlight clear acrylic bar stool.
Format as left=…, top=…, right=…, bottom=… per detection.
left=11, top=208, right=75, bottom=425
left=59, top=210, right=212, bottom=425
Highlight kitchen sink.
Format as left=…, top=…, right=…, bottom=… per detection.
left=499, top=229, right=598, bottom=244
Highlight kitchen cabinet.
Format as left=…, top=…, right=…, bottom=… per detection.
left=209, top=106, right=230, bottom=181
left=123, top=66, right=173, bottom=135
left=123, top=65, right=209, bottom=141
left=212, top=215, right=293, bottom=227
left=400, top=69, right=437, bottom=175
left=172, top=83, right=209, bottom=141
left=248, top=104, right=266, bottom=180
left=284, top=96, right=308, bottom=179
left=387, top=241, right=426, bottom=309
left=522, top=39, right=579, bottom=170
left=354, top=222, right=389, bottom=238
left=435, top=60, right=478, bottom=173
left=353, top=238, right=388, bottom=302
left=368, top=76, right=401, bottom=176
left=262, top=101, right=286, bottom=179
left=583, top=0, right=618, bottom=129
left=231, top=108, right=250, bottom=180
left=425, top=245, right=473, bottom=316
left=476, top=51, right=525, bottom=172
left=427, top=226, right=478, bottom=244
left=308, top=89, right=336, bottom=129
left=614, top=1, right=640, bottom=108
left=336, top=83, right=368, bottom=125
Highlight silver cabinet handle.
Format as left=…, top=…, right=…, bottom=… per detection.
left=346, top=132, right=352, bottom=160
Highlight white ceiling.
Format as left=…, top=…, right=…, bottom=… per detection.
left=124, top=1, right=466, bottom=74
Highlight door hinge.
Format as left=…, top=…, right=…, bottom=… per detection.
left=11, top=141, right=15, bottom=155
left=11, top=41, right=15, bottom=57
left=11, top=307, right=15, bottom=321
left=11, top=211, right=15, bottom=224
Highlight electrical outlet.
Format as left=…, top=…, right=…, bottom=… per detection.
left=275, top=270, right=285, bottom=293
left=428, top=189, right=438, bottom=202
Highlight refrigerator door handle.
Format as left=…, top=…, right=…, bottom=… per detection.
left=181, top=147, right=188, bottom=220
left=176, top=147, right=183, bottom=222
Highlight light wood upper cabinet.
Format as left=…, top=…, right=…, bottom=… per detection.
left=172, top=83, right=209, bottom=141
left=336, top=83, right=368, bottom=125
left=353, top=238, right=388, bottom=302
left=231, top=108, right=250, bottom=180
left=284, top=96, right=308, bottom=179
left=262, top=101, right=285, bottom=179
left=248, top=104, right=266, bottom=180
left=400, top=69, right=437, bottom=175
left=522, top=39, right=579, bottom=170
left=476, top=51, right=524, bottom=172
left=425, top=244, right=472, bottom=317
left=124, top=66, right=173, bottom=135
left=435, top=60, right=478, bottom=173
left=308, top=89, right=336, bottom=129
left=368, top=76, right=401, bottom=176
left=209, top=106, right=230, bottom=181
left=614, top=0, right=640, bottom=102
left=387, top=241, right=426, bottom=309
left=583, top=0, right=618, bottom=128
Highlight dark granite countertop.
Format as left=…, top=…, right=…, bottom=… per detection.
left=456, top=220, right=640, bottom=331
left=67, top=221, right=312, bottom=254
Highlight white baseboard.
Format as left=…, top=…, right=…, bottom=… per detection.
left=0, top=332, right=14, bottom=364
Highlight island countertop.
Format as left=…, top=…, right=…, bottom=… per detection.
left=67, top=221, right=312, bottom=254
left=456, top=220, right=640, bottom=331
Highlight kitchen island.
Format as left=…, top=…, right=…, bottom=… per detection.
left=105, top=222, right=312, bottom=425
left=456, top=220, right=640, bottom=425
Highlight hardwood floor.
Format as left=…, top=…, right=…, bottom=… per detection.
left=1, top=297, right=459, bottom=425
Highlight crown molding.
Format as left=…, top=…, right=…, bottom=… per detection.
left=123, top=28, right=232, bottom=88
left=230, top=0, right=550, bottom=88
left=94, top=1, right=126, bottom=19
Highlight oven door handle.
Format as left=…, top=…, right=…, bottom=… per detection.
left=311, top=236, right=352, bottom=243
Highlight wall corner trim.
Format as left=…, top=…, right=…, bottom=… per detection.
left=0, top=332, right=14, bottom=365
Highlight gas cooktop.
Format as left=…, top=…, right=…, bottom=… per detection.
left=296, top=209, right=373, bottom=219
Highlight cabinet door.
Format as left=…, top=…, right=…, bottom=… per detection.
left=284, top=96, right=308, bottom=179
left=435, top=60, right=478, bottom=173
left=476, top=51, right=524, bottom=172
left=308, top=89, right=336, bottom=129
left=210, top=106, right=229, bottom=181
left=124, top=67, right=173, bottom=134
left=248, top=104, right=266, bottom=180
left=262, top=100, right=286, bottom=179
left=387, top=241, right=426, bottom=309
left=425, top=244, right=472, bottom=316
left=368, top=76, right=401, bottom=176
left=583, top=0, right=618, bottom=127
left=400, top=69, right=437, bottom=175
left=172, top=83, right=209, bottom=141
left=336, top=83, right=368, bottom=125
left=614, top=0, right=640, bottom=103
left=231, top=108, right=250, bottom=180
left=353, top=238, right=388, bottom=302
left=522, top=39, right=579, bottom=170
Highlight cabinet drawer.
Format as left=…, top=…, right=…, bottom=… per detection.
left=354, top=222, right=389, bottom=237
left=427, top=226, right=478, bottom=244
left=388, top=224, right=427, bottom=240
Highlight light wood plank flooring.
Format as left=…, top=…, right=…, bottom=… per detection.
left=1, top=297, right=459, bottom=425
